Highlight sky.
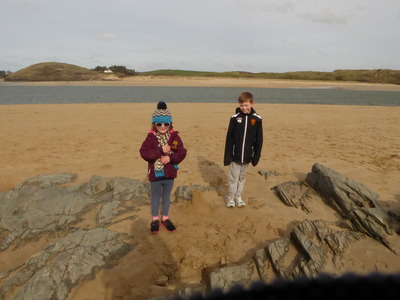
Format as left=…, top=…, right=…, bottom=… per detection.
left=1, top=0, right=400, bottom=73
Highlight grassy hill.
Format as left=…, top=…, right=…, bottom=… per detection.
left=4, top=62, right=400, bottom=85
left=4, top=62, right=105, bottom=81
left=140, top=69, right=400, bottom=85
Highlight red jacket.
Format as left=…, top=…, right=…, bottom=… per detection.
left=139, top=130, right=187, bottom=181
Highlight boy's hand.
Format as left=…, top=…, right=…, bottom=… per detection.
left=251, top=159, right=259, bottom=166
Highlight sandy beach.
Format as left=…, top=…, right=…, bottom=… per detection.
left=5, top=75, right=400, bottom=91
left=1, top=77, right=400, bottom=299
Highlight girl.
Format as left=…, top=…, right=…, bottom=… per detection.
left=140, top=101, right=187, bottom=233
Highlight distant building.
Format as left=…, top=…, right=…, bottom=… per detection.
left=104, top=69, right=113, bottom=73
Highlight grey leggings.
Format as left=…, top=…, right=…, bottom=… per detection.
left=150, top=179, right=174, bottom=217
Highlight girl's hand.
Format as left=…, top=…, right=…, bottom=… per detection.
left=162, top=144, right=171, bottom=153
left=160, top=155, right=170, bottom=164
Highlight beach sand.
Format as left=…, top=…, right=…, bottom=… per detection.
left=0, top=77, right=400, bottom=299
left=9, top=75, right=400, bottom=91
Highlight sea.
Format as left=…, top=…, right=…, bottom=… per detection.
left=0, top=84, right=399, bottom=106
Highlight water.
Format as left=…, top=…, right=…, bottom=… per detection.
left=0, top=85, right=399, bottom=106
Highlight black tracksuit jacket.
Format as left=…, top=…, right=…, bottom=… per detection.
left=224, top=107, right=263, bottom=166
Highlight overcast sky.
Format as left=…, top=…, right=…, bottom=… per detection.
left=1, top=0, right=399, bottom=73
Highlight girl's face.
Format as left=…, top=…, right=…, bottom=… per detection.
left=239, top=101, right=253, bottom=114
left=155, top=122, right=170, bottom=134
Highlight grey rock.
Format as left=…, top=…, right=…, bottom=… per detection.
left=1, top=165, right=399, bottom=300
left=258, top=170, right=281, bottom=180
left=209, top=260, right=259, bottom=292
left=273, top=181, right=316, bottom=213
left=206, top=219, right=363, bottom=292
left=0, top=174, right=149, bottom=300
left=0, top=228, right=133, bottom=300
left=290, top=219, right=362, bottom=277
left=173, top=185, right=215, bottom=202
left=305, top=163, right=399, bottom=253
left=14, top=173, right=77, bottom=189
left=204, top=163, right=400, bottom=293
left=95, top=176, right=150, bottom=226
left=253, top=246, right=274, bottom=281
left=0, top=174, right=150, bottom=249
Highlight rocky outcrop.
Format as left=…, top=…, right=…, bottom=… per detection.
left=187, top=163, right=400, bottom=296
left=0, top=228, right=132, bottom=300
left=273, top=181, right=315, bottom=213
left=305, top=163, right=398, bottom=252
left=0, top=174, right=148, bottom=300
left=202, top=219, right=363, bottom=294
left=0, top=174, right=149, bottom=250
left=1, top=165, right=399, bottom=300
left=274, top=163, right=400, bottom=253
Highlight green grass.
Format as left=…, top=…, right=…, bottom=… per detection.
left=5, top=63, right=400, bottom=85
left=5, top=62, right=104, bottom=81
left=139, top=69, right=400, bottom=85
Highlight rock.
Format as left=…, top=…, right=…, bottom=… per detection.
left=175, top=164, right=400, bottom=298
left=0, top=228, right=133, bottom=300
left=273, top=163, right=400, bottom=254
left=0, top=174, right=150, bottom=299
left=305, top=163, right=400, bottom=253
left=1, top=165, right=399, bottom=300
left=0, top=174, right=150, bottom=249
left=208, top=260, right=259, bottom=292
left=273, top=181, right=315, bottom=213
left=173, top=185, right=215, bottom=202
left=95, top=176, right=150, bottom=226
left=14, top=173, right=77, bottom=189
left=258, top=170, right=281, bottom=180
left=205, top=219, right=364, bottom=293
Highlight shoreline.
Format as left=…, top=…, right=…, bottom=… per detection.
left=1, top=76, right=400, bottom=91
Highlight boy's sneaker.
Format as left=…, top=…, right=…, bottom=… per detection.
left=225, top=196, right=235, bottom=208
left=161, top=219, right=176, bottom=232
left=235, top=196, right=246, bottom=208
left=150, top=219, right=160, bottom=234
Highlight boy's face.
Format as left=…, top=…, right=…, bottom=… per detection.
left=239, top=101, right=253, bottom=114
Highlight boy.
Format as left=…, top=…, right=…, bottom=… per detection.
left=223, top=92, right=263, bottom=208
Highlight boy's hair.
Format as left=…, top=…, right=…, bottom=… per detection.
left=238, top=92, right=254, bottom=103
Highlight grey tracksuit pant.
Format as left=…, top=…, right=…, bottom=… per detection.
left=227, top=161, right=248, bottom=198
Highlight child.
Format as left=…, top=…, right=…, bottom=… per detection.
left=223, top=92, right=263, bottom=208
left=140, top=101, right=187, bottom=233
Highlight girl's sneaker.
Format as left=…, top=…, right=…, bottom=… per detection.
left=150, top=220, right=160, bottom=233
left=235, top=196, right=246, bottom=207
left=161, top=219, right=176, bottom=232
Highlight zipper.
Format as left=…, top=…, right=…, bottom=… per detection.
left=241, top=115, right=248, bottom=163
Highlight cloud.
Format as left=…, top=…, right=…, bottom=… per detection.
left=298, top=8, right=349, bottom=25
left=1, top=0, right=400, bottom=72
left=96, top=33, right=116, bottom=41
left=236, top=1, right=295, bottom=14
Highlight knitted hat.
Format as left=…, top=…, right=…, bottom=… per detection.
left=152, top=101, right=172, bottom=124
